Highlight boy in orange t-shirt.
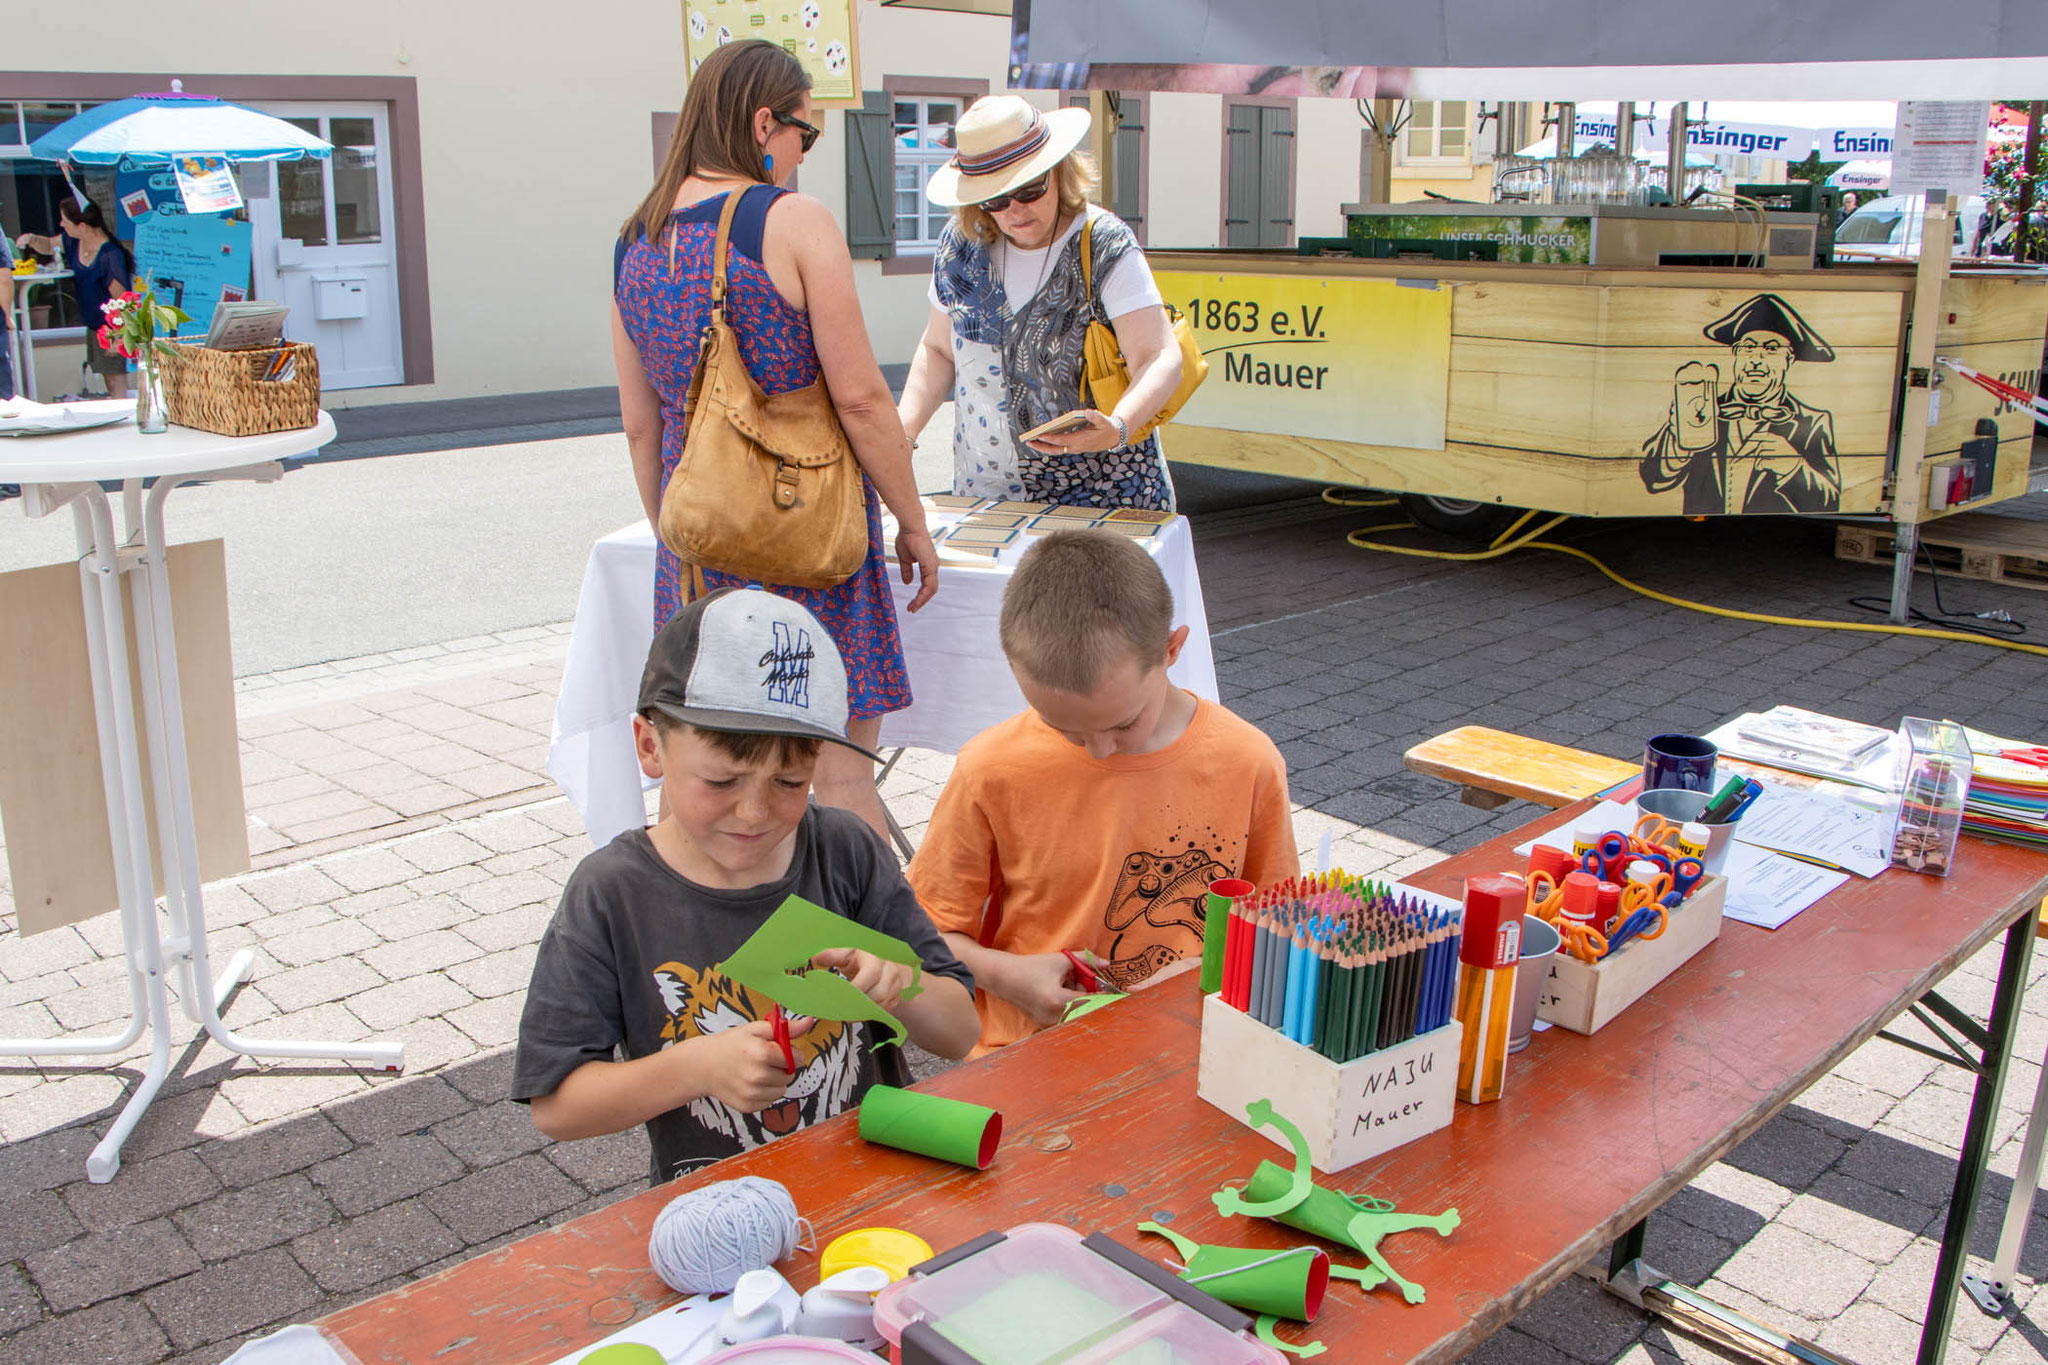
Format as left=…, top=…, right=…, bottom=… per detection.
left=908, top=530, right=1299, bottom=1053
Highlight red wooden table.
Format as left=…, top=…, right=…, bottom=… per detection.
left=321, top=811, right=2048, bottom=1365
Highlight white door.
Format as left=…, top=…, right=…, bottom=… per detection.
left=246, top=103, right=403, bottom=389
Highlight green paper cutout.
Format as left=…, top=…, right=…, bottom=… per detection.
left=1136, top=1222, right=1329, bottom=1322
left=1060, top=992, right=1125, bottom=1023
left=1211, top=1099, right=1460, bottom=1307
left=1138, top=1221, right=1202, bottom=1261
left=1329, top=1262, right=1389, bottom=1291
left=717, top=894, right=924, bottom=1047
left=859, top=1084, right=1001, bottom=1169
left=1256, top=1315, right=1327, bottom=1358
left=1213, top=1099, right=1315, bottom=1219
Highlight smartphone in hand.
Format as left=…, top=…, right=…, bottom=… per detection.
left=1019, top=410, right=1093, bottom=443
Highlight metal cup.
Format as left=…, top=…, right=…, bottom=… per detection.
left=1636, top=787, right=1739, bottom=877
left=1507, top=915, right=1562, bottom=1054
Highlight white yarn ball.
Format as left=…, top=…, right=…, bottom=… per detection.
left=649, top=1176, right=807, bottom=1294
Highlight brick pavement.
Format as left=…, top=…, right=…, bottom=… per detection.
left=2, top=501, right=2048, bottom=1363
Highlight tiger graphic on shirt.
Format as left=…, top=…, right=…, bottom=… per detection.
left=653, top=961, right=860, bottom=1151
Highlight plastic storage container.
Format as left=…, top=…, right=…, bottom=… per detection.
left=1893, top=716, right=1972, bottom=876
left=871, top=1223, right=1284, bottom=1365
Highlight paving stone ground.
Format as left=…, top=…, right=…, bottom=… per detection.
left=4, top=495, right=2048, bottom=1364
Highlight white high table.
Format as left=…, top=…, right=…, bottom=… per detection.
left=0, top=408, right=403, bottom=1182
left=5, top=270, right=73, bottom=401
left=549, top=516, right=1220, bottom=850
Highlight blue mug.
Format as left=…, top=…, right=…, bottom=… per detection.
left=1644, top=733, right=1717, bottom=793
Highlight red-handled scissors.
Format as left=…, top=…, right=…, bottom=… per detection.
left=1996, top=746, right=2048, bottom=769
left=1061, top=949, right=1102, bottom=993
left=767, top=1007, right=820, bottom=1073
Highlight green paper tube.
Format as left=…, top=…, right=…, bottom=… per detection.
left=859, top=1084, right=1002, bottom=1170
left=1241, top=1160, right=1371, bottom=1252
left=1204, top=879, right=1253, bottom=994
left=1185, top=1244, right=1331, bottom=1322
left=1140, top=1222, right=1331, bottom=1322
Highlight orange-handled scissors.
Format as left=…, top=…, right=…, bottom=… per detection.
left=1558, top=919, right=1609, bottom=964
left=1632, top=813, right=1683, bottom=851
left=1526, top=870, right=1566, bottom=924
left=1615, top=880, right=1670, bottom=939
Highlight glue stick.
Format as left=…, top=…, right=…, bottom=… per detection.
left=1677, top=822, right=1710, bottom=860
left=1455, top=874, right=1522, bottom=1105
left=1571, top=822, right=1604, bottom=860
left=1559, top=870, right=1601, bottom=927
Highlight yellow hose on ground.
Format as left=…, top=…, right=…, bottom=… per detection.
left=1329, top=497, right=2048, bottom=659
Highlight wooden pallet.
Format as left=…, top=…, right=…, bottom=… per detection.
left=1835, top=513, right=2048, bottom=593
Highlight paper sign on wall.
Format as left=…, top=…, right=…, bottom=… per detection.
left=682, top=0, right=860, bottom=106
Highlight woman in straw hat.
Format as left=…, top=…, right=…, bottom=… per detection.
left=898, top=96, right=1183, bottom=510
left=612, top=39, right=937, bottom=838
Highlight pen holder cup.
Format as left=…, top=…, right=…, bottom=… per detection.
left=1507, top=916, right=1561, bottom=1054
left=1635, top=788, right=1742, bottom=877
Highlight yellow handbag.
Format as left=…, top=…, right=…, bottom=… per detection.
left=658, top=188, right=867, bottom=591
left=1078, top=217, right=1208, bottom=444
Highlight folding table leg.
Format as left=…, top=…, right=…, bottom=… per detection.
left=1964, top=1022, right=2048, bottom=1315
left=1919, top=915, right=2035, bottom=1362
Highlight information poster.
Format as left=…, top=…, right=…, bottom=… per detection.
left=1152, top=270, right=1452, bottom=450
left=682, top=0, right=859, bottom=106
left=1891, top=102, right=1992, bottom=202
left=113, top=165, right=186, bottom=242
left=174, top=155, right=244, bottom=214
left=132, top=213, right=253, bottom=338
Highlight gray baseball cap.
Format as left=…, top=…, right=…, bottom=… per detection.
left=637, top=588, right=878, bottom=761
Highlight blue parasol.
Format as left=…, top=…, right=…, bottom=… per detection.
left=28, top=81, right=331, bottom=166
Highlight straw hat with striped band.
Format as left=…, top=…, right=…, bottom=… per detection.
left=924, top=96, right=1092, bottom=208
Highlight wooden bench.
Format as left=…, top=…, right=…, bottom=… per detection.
left=1403, top=725, right=1640, bottom=810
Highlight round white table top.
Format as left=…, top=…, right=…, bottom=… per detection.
left=0, top=408, right=336, bottom=484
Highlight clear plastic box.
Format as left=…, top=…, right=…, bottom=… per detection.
left=871, top=1223, right=1283, bottom=1365
left=1892, top=717, right=1972, bottom=876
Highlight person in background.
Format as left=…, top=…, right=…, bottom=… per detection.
left=1, top=235, right=15, bottom=401
left=15, top=197, right=133, bottom=399
left=897, top=96, right=1184, bottom=511
left=612, top=40, right=938, bottom=840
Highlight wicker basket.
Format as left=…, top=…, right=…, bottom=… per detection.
left=159, top=342, right=321, bottom=438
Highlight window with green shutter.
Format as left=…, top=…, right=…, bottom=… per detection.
left=844, top=90, right=894, bottom=260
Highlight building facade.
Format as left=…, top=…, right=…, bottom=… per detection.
left=9, top=5, right=1527, bottom=407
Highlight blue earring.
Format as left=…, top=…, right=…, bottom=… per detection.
left=765, top=153, right=775, bottom=175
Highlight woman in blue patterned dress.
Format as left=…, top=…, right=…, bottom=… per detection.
left=897, top=96, right=1184, bottom=510
left=613, top=40, right=937, bottom=837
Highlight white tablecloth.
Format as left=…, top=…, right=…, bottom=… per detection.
left=547, top=515, right=1219, bottom=847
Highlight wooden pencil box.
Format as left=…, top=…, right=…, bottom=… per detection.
left=1196, top=992, right=1460, bottom=1175
left=1535, top=875, right=1727, bottom=1035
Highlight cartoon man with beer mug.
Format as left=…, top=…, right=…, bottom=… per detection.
left=1639, top=293, right=1842, bottom=515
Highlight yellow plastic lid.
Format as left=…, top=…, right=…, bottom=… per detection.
left=819, top=1227, right=934, bottom=1283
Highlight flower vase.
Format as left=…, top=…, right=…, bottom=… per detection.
left=135, top=357, right=168, bottom=434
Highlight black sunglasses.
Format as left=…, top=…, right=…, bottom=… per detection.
left=773, top=111, right=822, bottom=152
left=980, top=173, right=1052, bottom=213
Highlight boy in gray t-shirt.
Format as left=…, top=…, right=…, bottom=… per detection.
left=512, top=589, right=978, bottom=1181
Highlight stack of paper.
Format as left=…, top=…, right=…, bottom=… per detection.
left=1959, top=726, right=2048, bottom=851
